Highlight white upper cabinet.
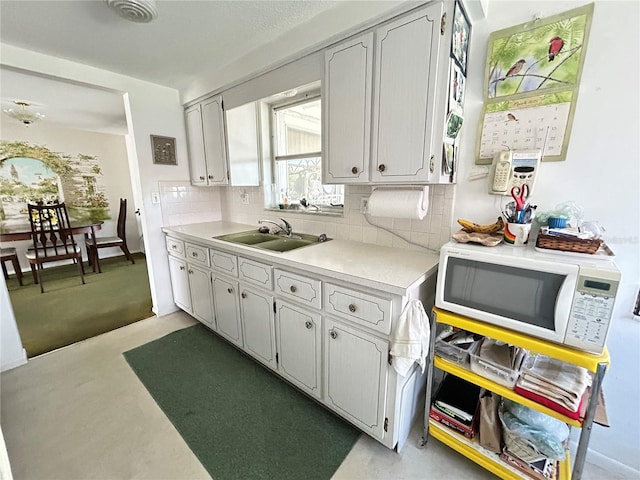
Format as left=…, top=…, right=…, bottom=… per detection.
left=371, top=3, right=443, bottom=183
left=323, top=32, right=373, bottom=184
left=185, top=95, right=229, bottom=186
left=324, top=1, right=458, bottom=184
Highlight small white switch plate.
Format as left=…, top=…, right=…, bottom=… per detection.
left=241, top=193, right=249, bottom=205
left=360, top=197, right=369, bottom=214
left=151, top=192, right=160, bottom=204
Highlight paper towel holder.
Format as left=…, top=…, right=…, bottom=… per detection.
left=371, top=186, right=429, bottom=212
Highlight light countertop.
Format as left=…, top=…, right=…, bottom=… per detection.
left=162, top=221, right=440, bottom=295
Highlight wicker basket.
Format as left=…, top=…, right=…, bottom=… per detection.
left=536, top=233, right=603, bottom=254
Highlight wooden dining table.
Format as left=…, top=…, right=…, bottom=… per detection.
left=0, top=220, right=104, bottom=272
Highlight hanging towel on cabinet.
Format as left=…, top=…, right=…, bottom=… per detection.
left=390, top=299, right=431, bottom=377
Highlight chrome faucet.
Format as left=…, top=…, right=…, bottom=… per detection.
left=259, top=218, right=293, bottom=237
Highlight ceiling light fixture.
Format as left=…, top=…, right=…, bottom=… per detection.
left=3, top=101, right=45, bottom=126
left=105, top=0, right=158, bottom=23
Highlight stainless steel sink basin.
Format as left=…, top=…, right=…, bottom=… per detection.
left=216, top=232, right=280, bottom=245
left=256, top=238, right=314, bottom=252
left=214, top=230, right=330, bottom=252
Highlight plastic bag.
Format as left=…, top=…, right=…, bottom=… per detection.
left=500, top=399, right=569, bottom=460
left=535, top=201, right=583, bottom=227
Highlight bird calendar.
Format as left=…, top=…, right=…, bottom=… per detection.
left=476, top=4, right=593, bottom=164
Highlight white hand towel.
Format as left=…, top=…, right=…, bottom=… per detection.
left=390, top=299, right=431, bottom=377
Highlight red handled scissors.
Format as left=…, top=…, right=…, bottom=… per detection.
left=510, top=184, right=529, bottom=211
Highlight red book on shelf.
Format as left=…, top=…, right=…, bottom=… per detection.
left=429, top=405, right=477, bottom=439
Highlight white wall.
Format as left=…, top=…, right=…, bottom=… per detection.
left=455, top=1, right=640, bottom=471
left=0, top=122, right=140, bottom=268
left=0, top=276, right=27, bottom=372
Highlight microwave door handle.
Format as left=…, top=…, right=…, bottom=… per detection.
left=555, top=272, right=577, bottom=331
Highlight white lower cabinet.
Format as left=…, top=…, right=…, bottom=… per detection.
left=168, top=255, right=191, bottom=313
left=275, top=301, right=322, bottom=400
left=324, top=317, right=389, bottom=440
left=212, top=275, right=243, bottom=347
left=166, top=238, right=431, bottom=451
left=188, top=263, right=215, bottom=327
left=240, top=285, right=277, bottom=369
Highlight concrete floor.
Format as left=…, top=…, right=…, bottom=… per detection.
left=0, top=312, right=630, bottom=479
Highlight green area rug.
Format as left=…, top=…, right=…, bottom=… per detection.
left=7, top=253, right=152, bottom=357
left=124, top=324, right=360, bottom=480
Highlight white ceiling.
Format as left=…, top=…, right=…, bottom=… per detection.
left=0, top=0, right=405, bottom=135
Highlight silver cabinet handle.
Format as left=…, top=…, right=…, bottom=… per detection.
left=208, top=175, right=214, bottom=179
left=227, top=287, right=233, bottom=294
left=329, top=329, right=337, bottom=339
left=348, top=303, right=357, bottom=313
left=171, top=245, right=177, bottom=249
left=192, top=252, right=198, bottom=257
left=188, top=269, right=193, bottom=274
left=179, top=265, right=185, bottom=270
left=290, top=285, right=297, bottom=293
left=377, top=164, right=386, bottom=172
left=351, top=166, right=358, bottom=174
left=199, top=175, right=205, bottom=180
left=241, top=292, right=247, bottom=299
left=305, top=321, right=313, bottom=329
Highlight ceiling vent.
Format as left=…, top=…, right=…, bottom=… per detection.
left=105, top=0, right=158, bottom=23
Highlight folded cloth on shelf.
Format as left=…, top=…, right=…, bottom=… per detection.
left=517, top=355, right=591, bottom=412
left=390, top=299, right=430, bottom=377
left=514, top=385, right=586, bottom=420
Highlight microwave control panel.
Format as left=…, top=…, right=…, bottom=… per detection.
left=564, top=274, right=620, bottom=353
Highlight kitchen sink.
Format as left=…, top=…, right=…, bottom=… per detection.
left=214, top=230, right=330, bottom=252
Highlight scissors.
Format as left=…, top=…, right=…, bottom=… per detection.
left=510, top=185, right=529, bottom=212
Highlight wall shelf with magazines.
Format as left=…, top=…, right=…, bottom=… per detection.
left=419, top=307, right=610, bottom=480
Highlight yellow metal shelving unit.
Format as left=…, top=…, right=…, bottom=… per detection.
left=420, top=307, right=610, bottom=480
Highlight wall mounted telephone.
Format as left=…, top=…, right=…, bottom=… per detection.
left=489, top=149, right=541, bottom=195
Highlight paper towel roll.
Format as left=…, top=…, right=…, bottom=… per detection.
left=367, top=187, right=429, bottom=220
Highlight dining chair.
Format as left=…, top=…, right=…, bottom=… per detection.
left=26, top=201, right=85, bottom=293
left=1, top=247, right=23, bottom=286
left=85, top=198, right=135, bottom=273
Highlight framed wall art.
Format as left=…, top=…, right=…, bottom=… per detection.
left=451, top=0, right=471, bottom=76
left=150, top=135, right=177, bottom=165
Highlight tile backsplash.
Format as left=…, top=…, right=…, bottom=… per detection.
left=158, top=181, right=223, bottom=226
left=220, top=184, right=455, bottom=252
left=158, top=180, right=454, bottom=251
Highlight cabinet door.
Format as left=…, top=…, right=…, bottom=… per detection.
left=168, top=255, right=191, bottom=312
left=324, top=317, right=388, bottom=440
left=212, top=275, right=242, bottom=347
left=226, top=102, right=260, bottom=186
left=371, top=3, right=443, bottom=183
left=201, top=95, right=229, bottom=185
left=276, top=302, right=322, bottom=399
left=323, top=32, right=373, bottom=184
left=240, top=286, right=276, bottom=369
left=185, top=104, right=208, bottom=186
left=188, top=263, right=214, bottom=327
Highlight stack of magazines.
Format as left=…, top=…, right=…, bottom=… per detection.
left=429, top=374, right=480, bottom=439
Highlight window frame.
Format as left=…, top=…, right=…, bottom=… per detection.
left=267, top=90, right=344, bottom=215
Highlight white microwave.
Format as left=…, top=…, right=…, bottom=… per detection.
left=435, top=241, right=621, bottom=354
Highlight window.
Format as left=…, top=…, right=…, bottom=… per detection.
left=271, top=93, right=343, bottom=210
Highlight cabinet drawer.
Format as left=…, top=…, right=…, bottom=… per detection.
left=166, top=237, right=185, bottom=258
left=210, top=249, right=238, bottom=277
left=185, top=242, right=210, bottom=267
left=238, top=257, right=272, bottom=290
left=325, top=283, right=392, bottom=335
left=274, top=269, right=322, bottom=310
